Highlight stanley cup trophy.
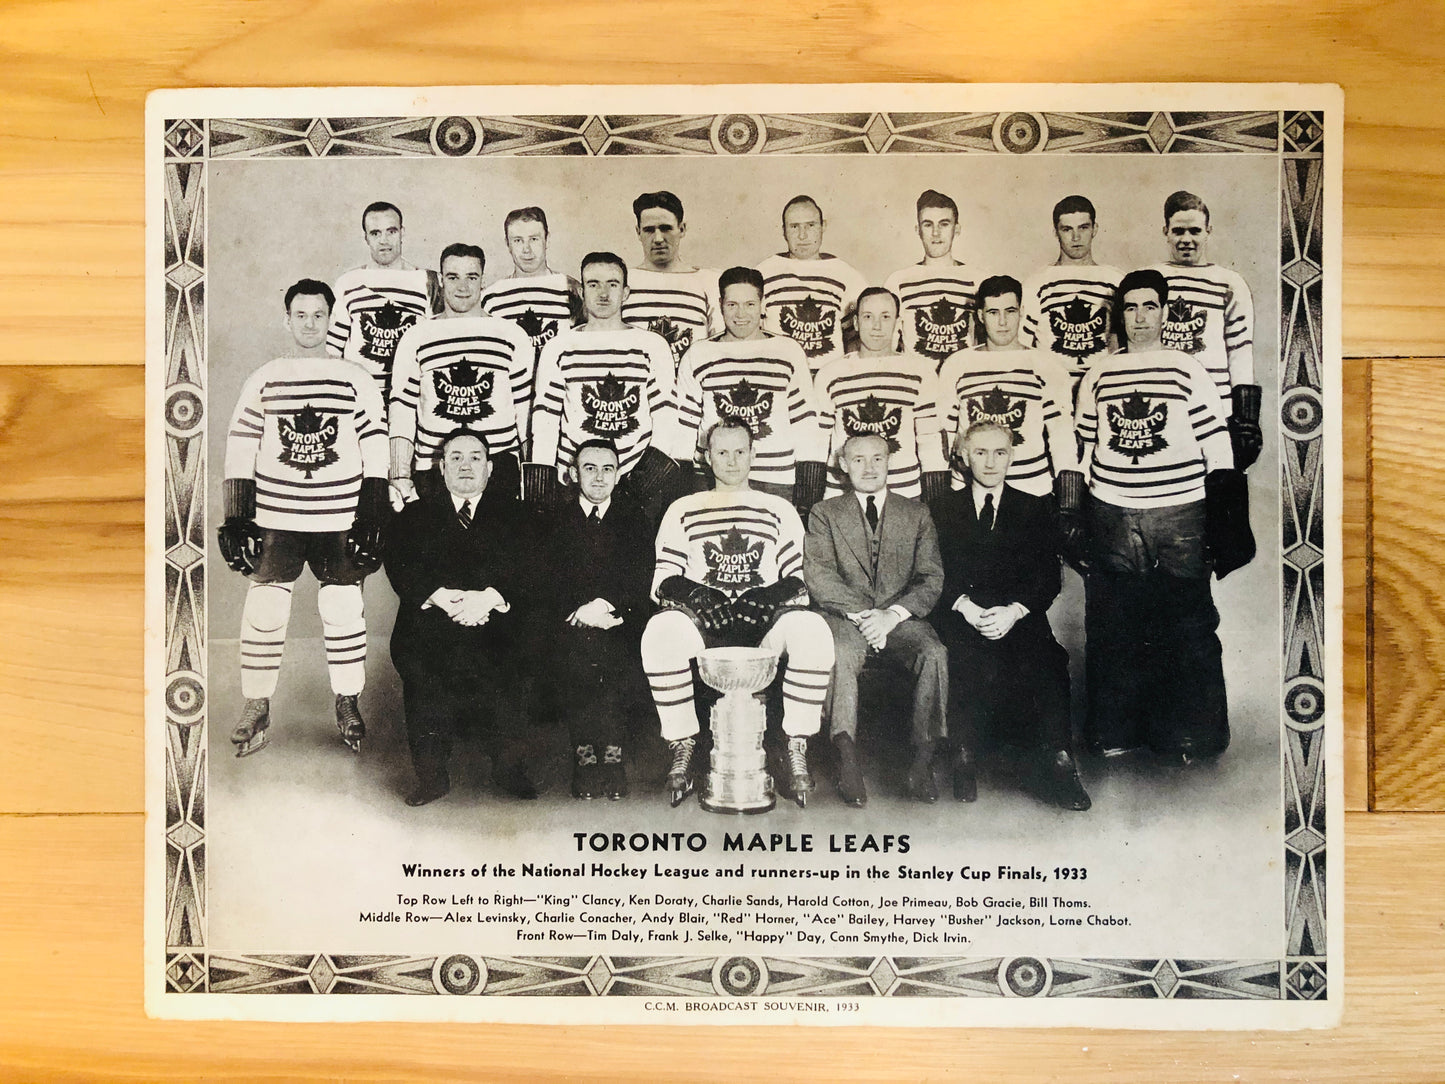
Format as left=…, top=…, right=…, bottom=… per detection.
left=697, top=647, right=779, bottom=814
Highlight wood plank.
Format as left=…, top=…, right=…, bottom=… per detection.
left=0, top=811, right=1422, bottom=1080
left=1343, top=356, right=1369, bottom=811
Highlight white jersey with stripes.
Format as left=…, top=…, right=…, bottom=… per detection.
left=326, top=265, right=434, bottom=400
left=1019, top=263, right=1124, bottom=389
left=621, top=267, right=723, bottom=373
left=1151, top=261, right=1255, bottom=406
left=480, top=270, right=579, bottom=356
left=815, top=352, right=945, bottom=499
left=882, top=263, right=979, bottom=368
left=652, top=488, right=807, bottom=601
left=756, top=253, right=869, bottom=373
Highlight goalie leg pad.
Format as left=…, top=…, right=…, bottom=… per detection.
left=240, top=583, right=294, bottom=699
left=317, top=583, right=367, bottom=696
left=642, top=610, right=706, bottom=742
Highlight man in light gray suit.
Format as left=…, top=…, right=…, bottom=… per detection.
left=804, top=433, right=947, bottom=805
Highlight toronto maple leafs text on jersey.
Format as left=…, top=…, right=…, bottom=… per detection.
left=530, top=327, right=682, bottom=476
left=326, top=266, right=433, bottom=399
left=225, top=356, right=389, bottom=532
left=388, top=316, right=537, bottom=470
left=756, top=253, right=869, bottom=371
left=882, top=264, right=979, bottom=368
left=1151, top=261, right=1255, bottom=407
left=651, top=489, right=807, bottom=600
left=621, top=268, right=723, bottom=373
left=936, top=347, right=1078, bottom=496
left=1019, top=264, right=1124, bottom=389
left=674, top=334, right=827, bottom=489
left=480, top=271, right=579, bottom=355
left=1076, top=350, right=1234, bottom=509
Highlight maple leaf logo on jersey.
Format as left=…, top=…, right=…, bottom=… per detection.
left=779, top=294, right=835, bottom=358
left=278, top=403, right=340, bottom=478
left=648, top=316, right=695, bottom=366
left=1049, top=296, right=1109, bottom=360
left=434, top=358, right=495, bottom=422
left=914, top=297, right=970, bottom=361
left=1160, top=297, right=1206, bottom=355
left=359, top=300, right=418, bottom=366
left=1106, top=393, right=1169, bottom=463
left=842, top=394, right=902, bottom=453
left=580, top=373, right=641, bottom=437
left=702, top=527, right=766, bottom=592
left=713, top=377, right=775, bottom=440
left=516, top=307, right=559, bottom=351
left=965, top=387, right=1026, bottom=446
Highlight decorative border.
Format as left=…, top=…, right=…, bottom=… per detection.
left=159, top=109, right=1329, bottom=1002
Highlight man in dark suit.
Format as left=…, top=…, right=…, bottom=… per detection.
left=804, top=433, right=947, bottom=805
left=534, top=438, right=654, bottom=800
left=383, top=429, right=536, bottom=806
left=929, top=420, right=1090, bottom=810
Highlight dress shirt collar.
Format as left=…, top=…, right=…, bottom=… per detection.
left=854, top=488, right=888, bottom=518
left=580, top=495, right=612, bottom=520
left=971, top=481, right=1004, bottom=518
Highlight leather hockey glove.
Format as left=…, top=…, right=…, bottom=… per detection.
left=920, top=470, right=951, bottom=508
left=217, top=477, right=264, bottom=576
left=626, top=445, right=683, bottom=504
left=793, top=460, right=827, bottom=521
left=658, top=575, right=733, bottom=633
left=345, top=477, right=390, bottom=573
left=1204, top=468, right=1256, bottom=579
left=1227, top=383, right=1263, bottom=471
left=523, top=462, right=560, bottom=506
left=732, top=576, right=805, bottom=632
left=1053, top=469, right=1091, bottom=572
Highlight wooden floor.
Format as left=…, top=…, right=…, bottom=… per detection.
left=2, top=2, right=1442, bottom=1080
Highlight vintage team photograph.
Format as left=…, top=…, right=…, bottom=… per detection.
left=147, top=85, right=1340, bottom=1026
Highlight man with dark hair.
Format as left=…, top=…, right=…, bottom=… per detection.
left=528, top=252, right=686, bottom=519
left=884, top=189, right=979, bottom=367
left=480, top=206, right=584, bottom=355
left=327, top=202, right=443, bottom=400
left=642, top=420, right=835, bottom=808
left=383, top=429, right=537, bottom=806
left=1152, top=189, right=1262, bottom=470
left=1075, top=268, right=1244, bottom=761
left=1020, top=194, right=1123, bottom=395
left=757, top=194, right=869, bottom=374
left=620, top=191, right=722, bottom=371
left=219, top=279, right=390, bottom=758
left=388, top=242, right=534, bottom=509
left=674, top=265, right=828, bottom=516
left=815, top=286, right=948, bottom=501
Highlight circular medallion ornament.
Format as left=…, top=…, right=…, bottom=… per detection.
left=436, top=953, right=485, bottom=994
left=1001, top=956, right=1051, bottom=997
left=712, top=955, right=768, bottom=996
left=1284, top=677, right=1326, bottom=730
left=994, top=112, right=1047, bottom=154
left=432, top=117, right=480, bottom=157
left=1281, top=387, right=1323, bottom=441
left=711, top=114, right=766, bottom=155
left=165, top=671, right=205, bottom=726
left=165, top=386, right=204, bottom=439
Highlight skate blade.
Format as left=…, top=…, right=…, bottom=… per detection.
left=342, top=736, right=362, bottom=754
left=793, top=788, right=809, bottom=810
left=234, top=730, right=270, bottom=758
left=668, top=780, right=695, bottom=808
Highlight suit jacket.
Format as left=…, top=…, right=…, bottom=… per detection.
left=804, top=492, right=943, bottom=618
left=930, top=484, right=1061, bottom=627
left=535, top=492, right=654, bottom=634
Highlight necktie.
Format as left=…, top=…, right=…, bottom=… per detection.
left=865, top=495, right=879, bottom=534
left=588, top=505, right=600, bottom=524
left=979, top=493, right=994, bottom=533
left=457, top=499, right=473, bottom=530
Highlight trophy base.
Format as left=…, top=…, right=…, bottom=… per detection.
left=699, top=772, right=776, bottom=815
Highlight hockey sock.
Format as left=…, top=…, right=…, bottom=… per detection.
left=239, top=582, right=294, bottom=699
left=317, top=583, right=367, bottom=696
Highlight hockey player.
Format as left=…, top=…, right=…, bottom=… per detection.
left=883, top=189, right=979, bottom=369
left=673, top=266, right=828, bottom=515
left=1152, top=190, right=1263, bottom=471
left=479, top=206, right=584, bottom=355
left=642, top=420, right=835, bottom=808
left=814, top=287, right=948, bottom=501
left=528, top=251, right=685, bottom=519
left=1076, top=269, right=1243, bottom=760
left=1019, top=195, right=1124, bottom=396
left=219, top=279, right=390, bottom=757
left=620, top=191, right=723, bottom=372
left=326, top=202, right=442, bottom=400
left=757, top=195, right=869, bottom=374
left=388, top=242, right=535, bottom=508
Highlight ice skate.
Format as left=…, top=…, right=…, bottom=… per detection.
left=334, top=694, right=365, bottom=753
left=786, top=736, right=812, bottom=809
left=231, top=697, right=271, bottom=757
left=666, top=737, right=696, bottom=807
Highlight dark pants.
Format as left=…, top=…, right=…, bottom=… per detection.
left=400, top=668, right=530, bottom=785
left=544, top=625, right=644, bottom=749
left=253, top=528, right=366, bottom=585
left=936, top=617, right=1072, bottom=758
left=823, top=614, right=947, bottom=747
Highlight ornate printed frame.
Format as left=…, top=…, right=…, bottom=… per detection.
left=156, top=104, right=1331, bottom=1008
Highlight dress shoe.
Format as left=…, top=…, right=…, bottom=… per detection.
left=572, top=744, right=600, bottom=800
left=495, top=760, right=540, bottom=800
left=907, top=744, right=938, bottom=803
left=602, top=744, right=629, bottom=801
left=952, top=749, right=977, bottom=803
left=1041, top=750, right=1091, bottom=811
left=833, top=734, right=867, bottom=808
left=405, top=770, right=451, bottom=807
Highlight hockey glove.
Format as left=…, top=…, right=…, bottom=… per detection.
left=217, top=477, right=264, bottom=576
left=920, top=470, right=951, bottom=508
left=1227, top=383, right=1263, bottom=471
left=625, top=445, right=684, bottom=505
left=523, top=462, right=560, bottom=506
left=346, top=477, right=390, bottom=574
left=793, top=460, right=827, bottom=521
left=658, top=575, right=733, bottom=633
left=1204, top=468, right=1256, bottom=580
left=732, top=576, right=805, bottom=632
left=1054, top=469, right=1091, bottom=572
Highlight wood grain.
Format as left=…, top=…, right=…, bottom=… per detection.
left=1343, top=356, right=1369, bottom=812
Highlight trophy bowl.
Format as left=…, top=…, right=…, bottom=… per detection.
left=697, top=647, right=780, bottom=815
left=697, top=646, right=779, bottom=694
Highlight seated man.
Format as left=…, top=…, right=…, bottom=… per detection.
left=929, top=421, right=1090, bottom=810
left=383, top=430, right=536, bottom=806
left=641, top=420, right=835, bottom=808
left=535, top=439, right=654, bottom=800
left=804, top=434, right=947, bottom=805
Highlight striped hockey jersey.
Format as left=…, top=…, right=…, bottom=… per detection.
left=225, top=355, right=388, bottom=532
left=936, top=347, right=1078, bottom=496
left=326, top=265, right=435, bottom=399
left=674, top=333, right=827, bottom=489
left=1019, top=263, right=1123, bottom=390
left=480, top=271, right=580, bottom=355
left=1151, top=261, right=1255, bottom=406
left=621, top=267, right=723, bottom=372
left=530, top=326, right=681, bottom=476
left=815, top=352, right=946, bottom=500
left=1076, top=349, right=1233, bottom=509
left=652, top=488, right=807, bottom=601
left=756, top=253, right=869, bottom=372
left=388, top=316, right=537, bottom=471
left=882, top=263, right=979, bottom=367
